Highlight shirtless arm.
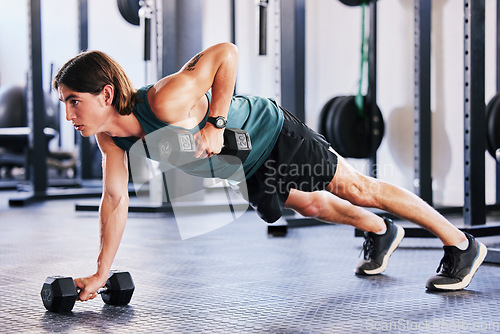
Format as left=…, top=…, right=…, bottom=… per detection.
left=149, top=42, right=238, bottom=158
left=74, top=132, right=130, bottom=301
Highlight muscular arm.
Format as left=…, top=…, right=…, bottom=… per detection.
left=184, top=42, right=238, bottom=122
left=151, top=42, right=238, bottom=120
left=75, top=133, right=130, bottom=301
left=149, top=42, right=238, bottom=157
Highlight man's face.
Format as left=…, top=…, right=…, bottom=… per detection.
left=58, top=84, right=108, bottom=137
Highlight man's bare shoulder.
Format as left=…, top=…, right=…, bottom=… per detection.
left=147, top=73, right=197, bottom=124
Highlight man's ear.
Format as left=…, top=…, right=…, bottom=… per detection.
left=102, top=84, right=114, bottom=106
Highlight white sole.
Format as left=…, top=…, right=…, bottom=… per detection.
left=433, top=241, right=488, bottom=291
left=362, top=225, right=405, bottom=275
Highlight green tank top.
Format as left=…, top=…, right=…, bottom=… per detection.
left=112, top=85, right=284, bottom=180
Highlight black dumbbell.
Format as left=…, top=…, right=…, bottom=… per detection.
left=219, top=128, right=252, bottom=164
left=158, top=128, right=197, bottom=166
left=40, top=270, right=135, bottom=313
left=158, top=127, right=252, bottom=165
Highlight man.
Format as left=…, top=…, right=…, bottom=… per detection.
left=54, top=42, right=487, bottom=302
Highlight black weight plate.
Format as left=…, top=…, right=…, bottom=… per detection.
left=340, top=96, right=370, bottom=158
left=330, top=95, right=384, bottom=159
left=485, top=93, right=498, bottom=157
left=322, top=97, right=337, bottom=146
left=318, top=96, right=340, bottom=138
left=365, top=95, right=385, bottom=154
left=331, top=96, right=354, bottom=157
left=325, top=96, right=348, bottom=149
left=0, top=85, right=27, bottom=128
left=486, top=92, right=500, bottom=158
left=117, top=0, right=141, bottom=26
left=370, top=99, right=385, bottom=152
left=330, top=96, right=354, bottom=156
left=358, top=96, right=384, bottom=158
left=339, top=0, right=369, bottom=6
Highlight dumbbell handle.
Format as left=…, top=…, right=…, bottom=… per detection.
left=76, top=285, right=110, bottom=296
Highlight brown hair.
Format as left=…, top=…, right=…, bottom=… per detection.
left=53, top=51, right=137, bottom=115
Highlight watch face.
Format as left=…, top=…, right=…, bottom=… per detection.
left=211, top=116, right=226, bottom=128
left=216, top=118, right=225, bottom=128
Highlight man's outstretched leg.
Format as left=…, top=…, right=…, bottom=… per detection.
left=324, top=154, right=487, bottom=291
left=285, top=190, right=405, bottom=276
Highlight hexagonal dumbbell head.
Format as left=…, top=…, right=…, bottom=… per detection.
left=100, top=271, right=135, bottom=306
left=158, top=128, right=197, bottom=167
left=41, top=276, right=78, bottom=313
left=219, top=128, right=252, bottom=164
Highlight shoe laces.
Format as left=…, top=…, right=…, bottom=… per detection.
left=436, top=247, right=455, bottom=275
left=360, top=234, right=375, bottom=260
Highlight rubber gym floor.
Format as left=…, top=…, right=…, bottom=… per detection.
left=1, top=189, right=500, bottom=334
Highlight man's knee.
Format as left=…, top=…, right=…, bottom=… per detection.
left=328, top=157, right=380, bottom=208
left=293, top=192, right=326, bottom=218
left=345, top=177, right=380, bottom=208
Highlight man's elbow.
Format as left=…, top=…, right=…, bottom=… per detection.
left=102, top=191, right=129, bottom=209
left=226, top=42, right=238, bottom=59
left=216, top=42, right=238, bottom=59
left=225, top=42, right=238, bottom=53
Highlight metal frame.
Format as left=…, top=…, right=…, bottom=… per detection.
left=413, top=0, right=433, bottom=205
left=230, top=0, right=236, bottom=45
left=378, top=0, right=500, bottom=241
left=9, top=0, right=106, bottom=206
left=78, top=0, right=88, bottom=51
left=258, top=0, right=269, bottom=55
left=280, top=0, right=305, bottom=121
left=407, top=0, right=498, bottom=232
left=366, top=0, right=500, bottom=250
left=276, top=0, right=500, bottom=240
left=366, top=0, right=379, bottom=178
left=268, top=0, right=308, bottom=236
left=463, top=0, right=486, bottom=226
left=496, top=0, right=500, bottom=205
left=27, top=0, right=48, bottom=198
left=484, top=0, right=500, bottom=263
left=8, top=0, right=49, bottom=204
left=161, top=0, right=202, bottom=76
left=77, top=0, right=95, bottom=181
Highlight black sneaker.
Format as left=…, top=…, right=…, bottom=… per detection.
left=355, top=218, right=405, bottom=275
left=426, top=232, right=487, bottom=291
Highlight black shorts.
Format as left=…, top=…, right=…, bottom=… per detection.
left=245, top=107, right=338, bottom=223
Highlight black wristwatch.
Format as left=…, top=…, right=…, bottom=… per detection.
left=207, top=116, right=227, bottom=129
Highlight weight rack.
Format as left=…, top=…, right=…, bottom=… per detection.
left=8, top=0, right=106, bottom=206
left=278, top=0, right=500, bottom=247
left=392, top=0, right=500, bottom=252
